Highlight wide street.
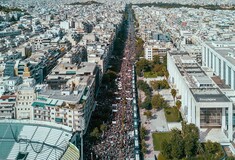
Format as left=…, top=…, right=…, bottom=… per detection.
left=85, top=6, right=138, bottom=159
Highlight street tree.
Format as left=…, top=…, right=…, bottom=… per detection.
left=150, top=81, right=159, bottom=91
left=144, top=110, right=152, bottom=120
left=141, top=140, right=147, bottom=154
left=100, top=124, right=108, bottom=133
left=176, top=100, right=182, bottom=110
left=151, top=94, right=162, bottom=110
left=90, top=127, right=100, bottom=140
left=140, top=126, right=147, bottom=140
left=171, top=89, right=177, bottom=102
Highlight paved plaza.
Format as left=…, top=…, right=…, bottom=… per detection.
left=140, top=109, right=169, bottom=159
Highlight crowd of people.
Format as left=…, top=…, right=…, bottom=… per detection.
left=90, top=10, right=137, bottom=160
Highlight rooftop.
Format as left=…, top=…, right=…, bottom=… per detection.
left=0, top=119, right=76, bottom=160
left=205, top=41, right=235, bottom=66
left=190, top=88, right=230, bottom=102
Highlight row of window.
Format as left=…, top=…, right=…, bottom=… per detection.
left=17, top=108, right=30, bottom=110
left=18, top=102, right=32, bottom=105
left=19, top=96, right=33, bottom=99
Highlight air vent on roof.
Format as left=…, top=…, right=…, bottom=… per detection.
left=228, top=52, right=235, bottom=58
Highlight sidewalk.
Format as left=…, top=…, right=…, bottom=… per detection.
left=140, top=109, right=168, bottom=159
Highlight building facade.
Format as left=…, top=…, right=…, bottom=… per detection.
left=167, top=51, right=233, bottom=141
left=202, top=41, right=235, bottom=90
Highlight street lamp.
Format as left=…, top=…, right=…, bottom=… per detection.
left=80, top=117, right=85, bottom=160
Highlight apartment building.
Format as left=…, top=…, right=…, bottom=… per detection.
left=144, top=40, right=172, bottom=61
left=33, top=74, right=96, bottom=132
left=0, top=95, right=16, bottom=119
left=15, top=79, right=37, bottom=119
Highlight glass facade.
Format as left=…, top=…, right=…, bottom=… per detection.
left=200, top=108, right=222, bottom=127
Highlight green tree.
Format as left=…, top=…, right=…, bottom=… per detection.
left=171, top=129, right=185, bottom=159
left=100, top=124, right=107, bottom=133
left=144, top=110, right=152, bottom=120
left=136, top=58, right=151, bottom=73
left=151, top=94, right=162, bottom=110
left=182, top=122, right=199, bottom=158
left=137, top=80, right=151, bottom=96
left=150, top=81, right=159, bottom=90
left=153, top=64, right=164, bottom=73
left=163, top=55, right=167, bottom=67
left=161, top=140, right=172, bottom=159
left=90, top=127, right=100, bottom=139
left=162, top=79, right=170, bottom=89
left=171, top=89, right=177, bottom=102
left=204, top=140, right=223, bottom=157
left=176, top=100, right=182, bottom=110
left=153, top=55, right=161, bottom=64
left=141, top=95, right=152, bottom=110
left=162, top=66, right=169, bottom=79
left=140, top=126, right=147, bottom=140
left=141, top=140, right=147, bottom=154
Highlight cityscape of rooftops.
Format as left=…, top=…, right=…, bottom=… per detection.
left=1, top=0, right=235, bottom=160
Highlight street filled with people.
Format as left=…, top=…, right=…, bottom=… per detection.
left=87, top=7, right=137, bottom=159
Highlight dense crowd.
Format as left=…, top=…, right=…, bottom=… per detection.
left=90, top=11, right=136, bottom=159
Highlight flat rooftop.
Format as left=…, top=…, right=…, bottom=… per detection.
left=190, top=88, right=230, bottom=102
left=172, top=53, right=212, bottom=88
left=39, top=85, right=86, bottom=103
left=211, top=76, right=230, bottom=89
left=205, top=41, right=235, bottom=65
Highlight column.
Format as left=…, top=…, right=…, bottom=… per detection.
left=208, top=51, right=211, bottom=68
left=202, top=47, right=205, bottom=66
left=212, top=54, right=215, bottom=72
left=195, top=104, right=200, bottom=128
left=205, top=48, right=209, bottom=67
left=231, top=69, right=235, bottom=90
left=215, top=57, right=219, bottom=76
left=221, top=61, right=224, bottom=80
left=228, top=105, right=233, bottom=141
left=188, top=97, right=192, bottom=123
left=221, top=108, right=226, bottom=131
left=225, top=65, right=229, bottom=85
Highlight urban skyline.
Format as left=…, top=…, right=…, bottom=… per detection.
left=1, top=0, right=235, bottom=160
